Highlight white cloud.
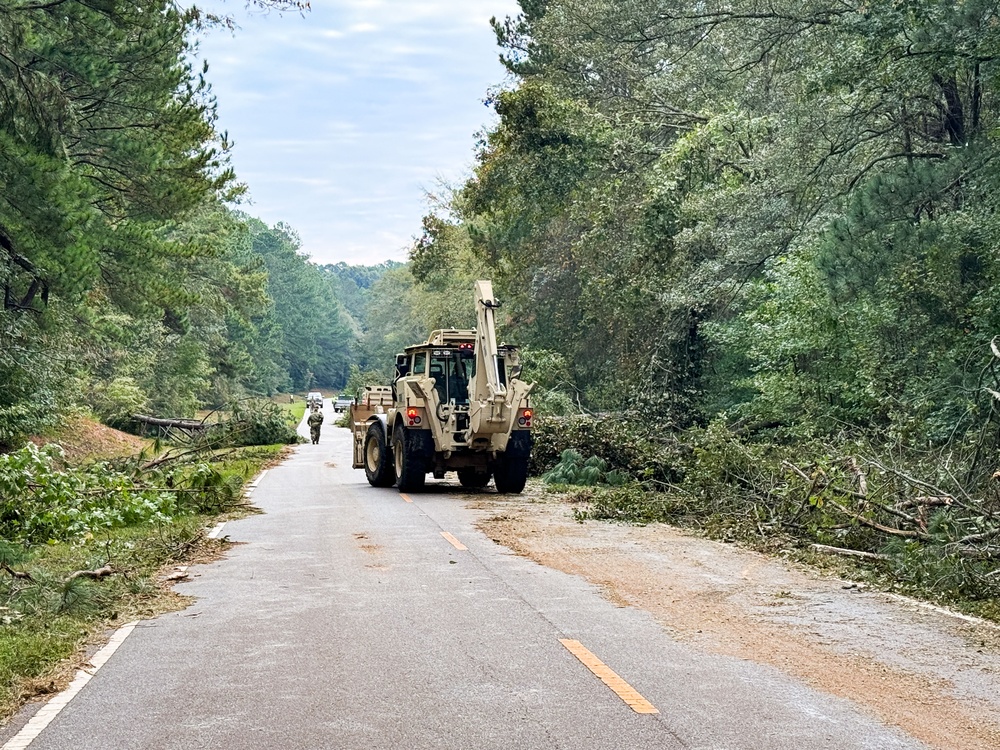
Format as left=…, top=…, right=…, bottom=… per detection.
left=195, top=0, right=519, bottom=265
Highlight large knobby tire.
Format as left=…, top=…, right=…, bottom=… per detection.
left=363, top=422, right=396, bottom=487
left=493, top=431, right=532, bottom=494
left=457, top=468, right=491, bottom=489
left=393, top=423, right=427, bottom=492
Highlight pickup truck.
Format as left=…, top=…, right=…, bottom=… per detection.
left=333, top=394, right=355, bottom=413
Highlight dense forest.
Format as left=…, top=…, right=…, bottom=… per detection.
left=0, top=0, right=391, bottom=445
left=5, top=0, right=1000, bottom=458
left=396, top=0, right=1000, bottom=603
left=414, top=0, right=1000, bottom=440
left=3, top=0, right=1000, bottom=602
left=391, top=0, right=1000, bottom=450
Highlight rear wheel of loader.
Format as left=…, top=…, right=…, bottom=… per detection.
left=457, top=468, right=491, bottom=489
left=493, top=457, right=528, bottom=493
left=364, top=423, right=396, bottom=487
left=493, top=432, right=531, bottom=494
left=393, top=423, right=427, bottom=492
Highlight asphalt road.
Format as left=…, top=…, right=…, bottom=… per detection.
left=3, top=411, right=927, bottom=750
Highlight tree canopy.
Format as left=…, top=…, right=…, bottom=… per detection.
left=407, top=0, right=1000, bottom=461
left=0, top=0, right=356, bottom=443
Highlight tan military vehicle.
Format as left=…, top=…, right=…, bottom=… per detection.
left=350, top=280, right=534, bottom=493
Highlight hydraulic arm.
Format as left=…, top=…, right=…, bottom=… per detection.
left=466, top=280, right=531, bottom=439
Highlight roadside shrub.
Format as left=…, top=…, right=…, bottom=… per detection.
left=0, top=443, right=248, bottom=546
left=531, top=415, right=686, bottom=483
left=0, top=444, right=180, bottom=545
left=0, top=397, right=58, bottom=451
left=217, top=398, right=299, bottom=446
left=88, top=377, right=148, bottom=427
left=542, top=450, right=628, bottom=486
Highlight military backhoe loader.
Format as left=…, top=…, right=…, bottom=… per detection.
left=350, top=280, right=534, bottom=492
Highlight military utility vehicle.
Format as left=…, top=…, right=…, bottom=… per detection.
left=333, top=394, right=355, bottom=413
left=350, top=280, right=534, bottom=493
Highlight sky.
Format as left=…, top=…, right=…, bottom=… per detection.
left=194, top=0, right=522, bottom=266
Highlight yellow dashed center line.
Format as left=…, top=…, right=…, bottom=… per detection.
left=440, top=531, right=467, bottom=550
left=559, top=639, right=659, bottom=714
left=400, top=493, right=413, bottom=503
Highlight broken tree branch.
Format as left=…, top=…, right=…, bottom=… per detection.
left=826, top=497, right=929, bottom=539
left=65, top=565, right=115, bottom=582
left=1, top=563, right=34, bottom=581
left=897, top=496, right=954, bottom=509
left=131, top=414, right=209, bottom=430
left=809, top=543, right=889, bottom=561
left=957, top=546, right=1000, bottom=560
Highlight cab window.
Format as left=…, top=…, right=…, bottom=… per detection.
left=412, top=351, right=427, bottom=375
left=431, top=350, right=472, bottom=405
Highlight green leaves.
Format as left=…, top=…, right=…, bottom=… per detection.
left=541, top=449, right=627, bottom=487
left=0, top=0, right=236, bottom=299
left=0, top=2, right=312, bottom=429
left=0, top=440, right=255, bottom=546
left=247, top=217, right=355, bottom=391
left=427, top=0, right=1000, bottom=451
left=0, top=444, right=171, bottom=545
left=219, top=398, right=299, bottom=446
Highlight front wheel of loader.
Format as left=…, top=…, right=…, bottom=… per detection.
left=393, top=423, right=427, bottom=492
left=364, top=422, right=396, bottom=487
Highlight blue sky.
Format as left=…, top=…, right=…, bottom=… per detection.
left=195, top=0, right=521, bottom=266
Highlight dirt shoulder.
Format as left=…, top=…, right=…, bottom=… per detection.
left=29, top=414, right=152, bottom=463
left=473, top=488, right=1000, bottom=750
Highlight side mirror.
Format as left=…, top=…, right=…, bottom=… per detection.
left=394, top=353, right=409, bottom=380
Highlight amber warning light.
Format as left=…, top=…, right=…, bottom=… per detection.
left=518, top=409, right=533, bottom=428
left=406, top=407, right=422, bottom=426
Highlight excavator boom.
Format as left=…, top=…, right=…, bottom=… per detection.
left=472, top=280, right=504, bottom=401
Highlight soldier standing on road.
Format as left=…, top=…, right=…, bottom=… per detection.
left=307, top=408, right=324, bottom=445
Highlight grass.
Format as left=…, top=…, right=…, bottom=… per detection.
left=0, top=519, right=212, bottom=719
left=268, top=392, right=307, bottom=425
left=281, top=401, right=306, bottom=425
left=0, top=623, right=79, bottom=709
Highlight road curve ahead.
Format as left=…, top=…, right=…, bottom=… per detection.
left=4, top=426, right=926, bottom=750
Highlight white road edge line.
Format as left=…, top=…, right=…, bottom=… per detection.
left=2, top=621, right=138, bottom=750
left=243, top=469, right=268, bottom=501
left=207, top=522, right=226, bottom=540
left=883, top=593, right=1000, bottom=631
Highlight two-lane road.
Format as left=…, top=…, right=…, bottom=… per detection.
left=2, top=425, right=926, bottom=749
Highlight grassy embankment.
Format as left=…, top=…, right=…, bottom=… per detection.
left=0, top=409, right=298, bottom=723
left=281, top=399, right=307, bottom=425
